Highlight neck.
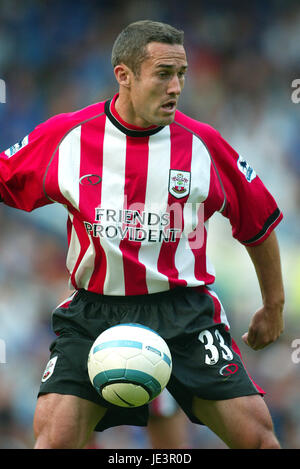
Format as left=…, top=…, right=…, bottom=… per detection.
left=114, top=92, right=156, bottom=129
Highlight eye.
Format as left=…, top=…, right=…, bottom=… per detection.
left=158, top=71, right=170, bottom=78
left=178, top=71, right=186, bottom=79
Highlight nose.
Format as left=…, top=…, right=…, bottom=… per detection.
left=167, top=74, right=182, bottom=96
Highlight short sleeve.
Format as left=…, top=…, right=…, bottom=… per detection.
left=0, top=115, right=66, bottom=212
left=208, top=129, right=283, bottom=246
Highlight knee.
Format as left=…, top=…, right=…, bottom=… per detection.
left=34, top=418, right=77, bottom=449
left=33, top=397, right=82, bottom=449
left=34, top=433, right=77, bottom=449
left=247, top=417, right=281, bottom=449
left=233, top=427, right=281, bottom=449
left=258, top=431, right=281, bottom=450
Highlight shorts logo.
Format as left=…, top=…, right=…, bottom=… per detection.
left=41, top=356, right=58, bottom=382
left=219, top=363, right=239, bottom=377
left=237, top=156, right=256, bottom=182
left=5, top=135, right=29, bottom=157
left=169, top=170, right=191, bottom=199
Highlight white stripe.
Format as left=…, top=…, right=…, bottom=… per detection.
left=100, top=118, right=127, bottom=295
left=205, top=220, right=216, bottom=277
left=65, top=211, right=96, bottom=290
left=74, top=242, right=96, bottom=289
left=58, top=126, right=81, bottom=209
left=209, top=289, right=230, bottom=328
left=174, top=134, right=211, bottom=284
left=138, top=126, right=171, bottom=293
left=190, top=134, right=211, bottom=203
left=66, top=212, right=80, bottom=277
left=54, top=291, right=77, bottom=310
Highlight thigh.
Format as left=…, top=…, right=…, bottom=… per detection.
left=33, top=393, right=107, bottom=449
left=192, top=394, right=279, bottom=449
left=147, top=410, right=189, bottom=449
left=148, top=389, right=189, bottom=449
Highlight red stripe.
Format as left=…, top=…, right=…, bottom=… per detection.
left=119, top=136, right=149, bottom=295
left=68, top=208, right=91, bottom=290
left=66, top=215, right=72, bottom=247
left=203, top=286, right=265, bottom=394
left=231, top=338, right=265, bottom=395
left=191, top=225, right=215, bottom=285
left=202, top=286, right=222, bottom=324
left=57, top=299, right=72, bottom=310
left=157, top=125, right=193, bottom=288
left=44, top=149, right=70, bottom=206
left=78, top=116, right=107, bottom=293
left=188, top=164, right=216, bottom=286
left=203, top=164, right=225, bottom=219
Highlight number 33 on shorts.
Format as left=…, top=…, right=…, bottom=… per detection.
left=198, top=328, right=233, bottom=365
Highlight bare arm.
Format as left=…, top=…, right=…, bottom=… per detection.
left=242, top=230, right=285, bottom=350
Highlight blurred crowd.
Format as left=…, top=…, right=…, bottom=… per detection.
left=0, top=0, right=300, bottom=449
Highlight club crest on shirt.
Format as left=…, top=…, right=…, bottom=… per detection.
left=237, top=156, right=256, bottom=182
left=41, top=356, right=58, bottom=383
left=169, top=170, right=191, bottom=199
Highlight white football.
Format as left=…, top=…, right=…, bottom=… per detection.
left=87, top=323, right=172, bottom=408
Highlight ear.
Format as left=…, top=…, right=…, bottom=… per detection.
left=114, top=64, right=132, bottom=88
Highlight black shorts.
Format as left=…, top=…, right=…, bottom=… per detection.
left=38, top=286, right=262, bottom=432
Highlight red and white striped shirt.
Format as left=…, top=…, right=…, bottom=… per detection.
left=0, top=94, right=282, bottom=296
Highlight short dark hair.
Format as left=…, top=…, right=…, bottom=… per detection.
left=111, top=20, right=184, bottom=76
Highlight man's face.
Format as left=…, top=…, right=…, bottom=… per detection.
left=128, top=42, right=188, bottom=127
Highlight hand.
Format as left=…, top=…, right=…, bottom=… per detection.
left=242, top=304, right=284, bottom=351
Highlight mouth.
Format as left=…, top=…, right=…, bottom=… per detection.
left=161, top=100, right=177, bottom=114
